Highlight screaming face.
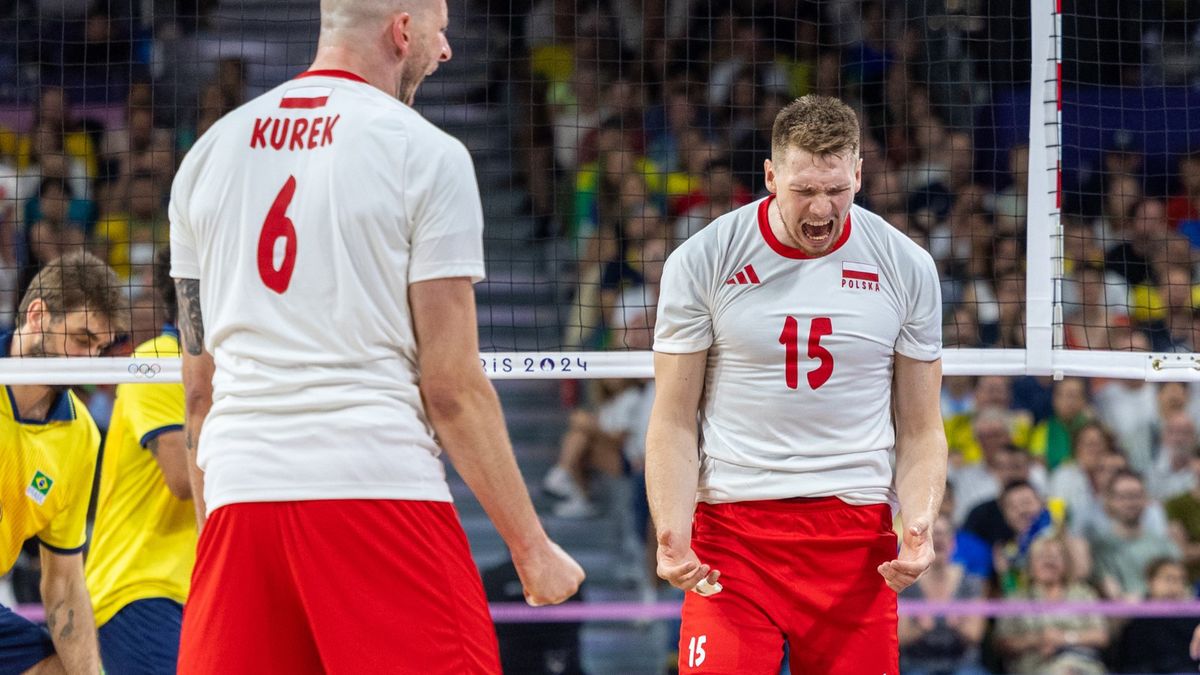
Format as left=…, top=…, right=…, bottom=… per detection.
left=764, top=146, right=862, bottom=256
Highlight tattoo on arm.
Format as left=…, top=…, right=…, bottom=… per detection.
left=175, top=278, right=205, bottom=356
left=45, top=600, right=75, bottom=640
left=185, top=427, right=194, bottom=451
left=147, top=438, right=159, bottom=456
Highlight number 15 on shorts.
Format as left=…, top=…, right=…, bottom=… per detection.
left=687, top=634, right=707, bottom=667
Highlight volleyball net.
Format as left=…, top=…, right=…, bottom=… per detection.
left=0, top=2, right=1193, bottom=384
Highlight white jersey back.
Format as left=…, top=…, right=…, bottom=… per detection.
left=654, top=198, right=942, bottom=507
left=170, top=71, right=485, bottom=511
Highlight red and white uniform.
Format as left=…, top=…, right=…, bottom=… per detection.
left=170, top=71, right=485, bottom=512
left=170, top=70, right=499, bottom=674
left=655, top=196, right=943, bottom=510
left=656, top=196, right=941, bottom=675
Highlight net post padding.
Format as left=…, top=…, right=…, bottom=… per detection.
left=1024, top=0, right=1060, bottom=377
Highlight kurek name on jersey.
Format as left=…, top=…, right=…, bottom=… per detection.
left=249, top=115, right=340, bottom=151
left=654, top=197, right=942, bottom=509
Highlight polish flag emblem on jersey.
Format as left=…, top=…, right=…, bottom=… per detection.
left=841, top=261, right=880, bottom=291
left=280, top=86, right=333, bottom=109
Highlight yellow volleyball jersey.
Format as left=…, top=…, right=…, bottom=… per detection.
left=85, top=330, right=195, bottom=627
left=0, top=335, right=100, bottom=574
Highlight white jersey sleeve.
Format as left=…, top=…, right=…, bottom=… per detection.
left=894, top=246, right=942, bottom=361
left=406, top=139, right=486, bottom=284
left=654, top=240, right=716, bottom=354
left=168, top=162, right=200, bottom=280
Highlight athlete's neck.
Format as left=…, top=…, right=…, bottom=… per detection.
left=768, top=196, right=804, bottom=250
left=309, top=43, right=396, bottom=99
left=7, top=329, right=55, bottom=420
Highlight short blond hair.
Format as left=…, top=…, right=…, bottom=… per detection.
left=771, top=95, right=860, bottom=160
left=17, top=252, right=128, bottom=331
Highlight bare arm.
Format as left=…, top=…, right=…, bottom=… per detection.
left=147, top=430, right=191, bottom=500
left=39, top=548, right=99, bottom=673
left=646, top=350, right=720, bottom=592
left=645, top=350, right=706, bottom=544
left=410, top=278, right=582, bottom=606
left=175, top=278, right=212, bottom=529
left=879, top=355, right=948, bottom=592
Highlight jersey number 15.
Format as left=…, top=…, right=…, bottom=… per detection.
left=257, top=176, right=299, bottom=294
left=779, top=316, right=833, bottom=390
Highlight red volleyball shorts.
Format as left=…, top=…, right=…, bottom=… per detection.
left=678, top=497, right=899, bottom=674
left=178, top=499, right=500, bottom=675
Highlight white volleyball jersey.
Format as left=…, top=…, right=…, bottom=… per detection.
left=170, top=70, right=485, bottom=512
left=654, top=197, right=942, bottom=508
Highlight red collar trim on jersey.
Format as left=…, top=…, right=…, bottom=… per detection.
left=296, top=69, right=369, bottom=84
left=757, top=195, right=852, bottom=260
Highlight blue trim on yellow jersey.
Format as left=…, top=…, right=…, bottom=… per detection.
left=162, top=324, right=180, bottom=342
left=35, top=537, right=85, bottom=556
left=0, top=331, right=76, bottom=424
left=4, top=386, right=75, bottom=424
left=140, top=424, right=184, bottom=450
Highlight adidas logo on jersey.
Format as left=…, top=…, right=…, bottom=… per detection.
left=725, top=264, right=760, bottom=285
left=842, top=261, right=881, bottom=291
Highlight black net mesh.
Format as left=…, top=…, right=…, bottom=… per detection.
left=0, top=0, right=1040, bottom=361
left=1060, top=2, right=1200, bottom=353
left=476, top=0, right=1033, bottom=354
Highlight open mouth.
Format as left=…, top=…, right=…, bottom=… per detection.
left=801, top=219, right=835, bottom=243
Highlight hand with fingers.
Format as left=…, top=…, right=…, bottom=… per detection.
left=657, top=530, right=722, bottom=596
left=878, top=516, right=935, bottom=593
left=514, top=538, right=586, bottom=607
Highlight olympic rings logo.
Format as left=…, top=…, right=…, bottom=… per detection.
left=127, top=363, right=163, bottom=378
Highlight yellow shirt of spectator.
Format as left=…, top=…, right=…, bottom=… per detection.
left=0, top=333, right=100, bottom=575
left=944, top=409, right=1033, bottom=465
left=85, top=329, right=195, bottom=627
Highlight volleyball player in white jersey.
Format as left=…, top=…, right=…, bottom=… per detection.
left=169, top=1, right=583, bottom=672
left=647, top=95, right=948, bottom=674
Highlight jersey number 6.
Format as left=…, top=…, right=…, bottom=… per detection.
left=257, top=176, right=299, bottom=294
left=779, top=316, right=834, bottom=390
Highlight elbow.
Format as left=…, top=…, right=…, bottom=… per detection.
left=421, top=386, right=461, bottom=422
left=184, top=389, right=212, bottom=417
left=420, top=370, right=490, bottom=422
left=164, top=474, right=193, bottom=501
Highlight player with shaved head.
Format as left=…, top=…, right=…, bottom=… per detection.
left=170, top=1, right=583, bottom=672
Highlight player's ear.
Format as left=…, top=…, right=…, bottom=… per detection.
left=390, top=12, right=412, bottom=58
left=24, top=298, right=48, bottom=334
left=764, top=158, right=777, bottom=194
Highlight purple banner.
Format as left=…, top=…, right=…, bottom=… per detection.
left=13, top=600, right=1200, bottom=625
left=485, top=600, right=1200, bottom=623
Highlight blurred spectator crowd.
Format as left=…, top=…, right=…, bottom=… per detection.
left=502, top=0, right=1200, bottom=356
left=6, top=0, right=1200, bottom=672
left=515, top=1, right=1200, bottom=673
left=0, top=0, right=228, bottom=338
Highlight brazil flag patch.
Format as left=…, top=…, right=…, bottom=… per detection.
left=26, top=471, right=53, bottom=506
